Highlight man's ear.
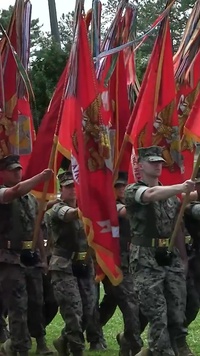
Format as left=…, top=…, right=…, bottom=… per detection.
left=138, top=162, right=143, bottom=171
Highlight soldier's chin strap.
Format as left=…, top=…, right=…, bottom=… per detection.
left=169, top=152, right=200, bottom=252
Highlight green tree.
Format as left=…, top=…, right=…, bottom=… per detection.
left=0, top=5, right=70, bottom=126
left=30, top=39, right=68, bottom=127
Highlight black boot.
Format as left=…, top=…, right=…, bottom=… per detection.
left=36, top=336, right=54, bottom=355
left=53, top=336, right=70, bottom=356
left=117, top=332, right=142, bottom=356
left=116, top=333, right=132, bottom=356
left=89, top=341, right=106, bottom=351
left=176, top=336, right=194, bottom=356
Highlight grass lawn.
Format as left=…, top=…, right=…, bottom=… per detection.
left=30, top=307, right=200, bottom=355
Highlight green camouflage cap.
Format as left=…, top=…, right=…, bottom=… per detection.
left=138, top=146, right=165, bottom=163
left=0, top=155, right=22, bottom=171
left=58, top=171, right=74, bottom=186
left=114, top=171, right=128, bottom=186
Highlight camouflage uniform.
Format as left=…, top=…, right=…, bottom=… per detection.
left=0, top=155, right=48, bottom=355
left=99, top=198, right=146, bottom=355
left=174, top=202, right=200, bottom=352
left=96, top=172, right=147, bottom=355
left=40, top=209, right=58, bottom=327
left=124, top=147, right=186, bottom=356
left=49, top=180, right=95, bottom=355
left=0, top=187, right=45, bottom=355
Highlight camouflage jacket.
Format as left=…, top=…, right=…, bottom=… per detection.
left=124, top=181, right=183, bottom=272
left=49, top=201, right=88, bottom=271
left=184, top=202, right=200, bottom=252
left=116, top=199, right=131, bottom=270
left=0, top=189, right=38, bottom=265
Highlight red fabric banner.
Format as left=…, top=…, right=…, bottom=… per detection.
left=58, top=16, right=122, bottom=285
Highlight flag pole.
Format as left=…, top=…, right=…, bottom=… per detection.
left=32, top=134, right=58, bottom=251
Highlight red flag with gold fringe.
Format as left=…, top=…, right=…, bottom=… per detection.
left=23, top=65, right=69, bottom=199
left=128, top=20, right=187, bottom=185
left=58, top=15, right=122, bottom=285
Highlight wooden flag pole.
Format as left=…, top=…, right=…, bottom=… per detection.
left=32, top=134, right=58, bottom=251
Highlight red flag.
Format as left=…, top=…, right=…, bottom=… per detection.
left=100, top=51, right=132, bottom=172
left=173, top=1, right=200, bottom=176
left=128, top=20, right=188, bottom=185
left=23, top=65, right=69, bottom=199
left=58, top=16, right=122, bottom=285
left=18, top=97, right=35, bottom=172
left=0, top=1, right=34, bottom=162
left=184, top=92, right=200, bottom=142
left=0, top=6, right=18, bottom=157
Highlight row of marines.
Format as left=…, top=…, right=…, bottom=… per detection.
left=0, top=146, right=199, bottom=356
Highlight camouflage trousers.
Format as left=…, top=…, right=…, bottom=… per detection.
left=0, top=263, right=44, bottom=353
left=176, top=255, right=200, bottom=340
left=102, top=273, right=144, bottom=350
left=51, top=264, right=95, bottom=353
left=185, top=255, right=200, bottom=327
left=133, top=265, right=186, bottom=356
left=85, top=282, right=105, bottom=345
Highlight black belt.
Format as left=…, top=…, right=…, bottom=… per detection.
left=0, top=240, right=33, bottom=251
left=132, top=236, right=170, bottom=248
left=53, top=248, right=87, bottom=261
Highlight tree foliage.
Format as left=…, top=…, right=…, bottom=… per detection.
left=101, top=0, right=196, bottom=80
left=0, top=5, right=70, bottom=126
left=30, top=39, right=68, bottom=126
left=0, top=0, right=197, bottom=123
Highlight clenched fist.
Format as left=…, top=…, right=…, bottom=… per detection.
left=182, top=179, right=196, bottom=194
left=41, top=169, right=54, bottom=182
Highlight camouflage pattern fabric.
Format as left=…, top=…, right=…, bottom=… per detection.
left=85, top=282, right=105, bottom=344
left=0, top=192, right=38, bottom=265
left=0, top=265, right=44, bottom=353
left=124, top=182, right=186, bottom=356
left=51, top=263, right=95, bottom=353
left=26, top=267, right=45, bottom=339
left=0, top=191, right=42, bottom=353
left=49, top=200, right=95, bottom=353
left=102, top=273, right=144, bottom=351
left=183, top=204, right=200, bottom=328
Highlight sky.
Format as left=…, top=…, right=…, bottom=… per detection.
left=1, top=0, right=93, bottom=31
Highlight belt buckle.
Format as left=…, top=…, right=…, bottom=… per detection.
left=22, top=241, right=32, bottom=250
left=76, top=252, right=87, bottom=261
left=159, top=239, right=169, bottom=248
left=185, top=235, right=192, bottom=245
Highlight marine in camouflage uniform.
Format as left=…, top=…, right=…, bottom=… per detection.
left=49, top=171, right=95, bottom=356
left=98, top=172, right=147, bottom=356
left=124, top=146, right=195, bottom=356
left=40, top=207, right=59, bottom=327
left=175, top=196, right=200, bottom=356
left=0, top=155, right=53, bottom=356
